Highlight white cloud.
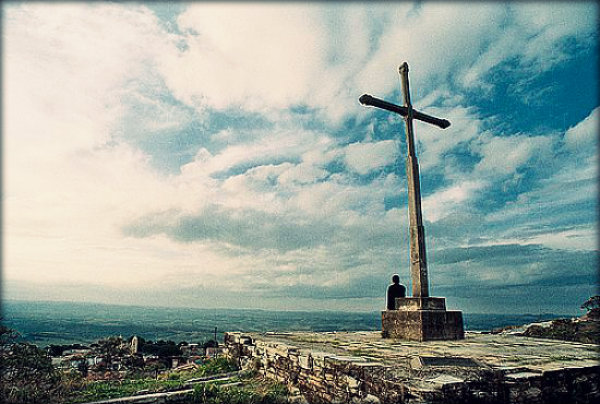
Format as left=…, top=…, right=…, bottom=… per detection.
left=416, top=105, right=482, bottom=171
left=461, top=2, right=597, bottom=88
left=473, top=133, right=554, bottom=178
left=4, top=3, right=174, bottom=150
left=3, top=3, right=185, bottom=284
left=564, top=107, right=599, bottom=152
left=473, top=109, right=598, bottom=252
left=513, top=3, right=597, bottom=65
left=160, top=3, right=326, bottom=111
left=477, top=227, right=597, bottom=252
left=278, top=163, right=329, bottom=186
left=422, top=180, right=485, bottom=222
left=355, top=3, right=504, bottom=98
left=181, top=128, right=328, bottom=178
left=344, top=140, right=398, bottom=175
left=157, top=2, right=596, bottom=126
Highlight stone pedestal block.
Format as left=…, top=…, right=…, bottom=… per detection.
left=382, top=297, right=464, bottom=341
left=395, top=297, right=446, bottom=311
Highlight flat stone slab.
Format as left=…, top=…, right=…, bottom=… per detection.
left=411, top=355, right=484, bottom=369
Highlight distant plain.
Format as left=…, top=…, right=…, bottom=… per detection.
left=2, top=300, right=570, bottom=347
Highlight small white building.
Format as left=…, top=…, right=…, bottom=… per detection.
left=131, top=336, right=139, bottom=354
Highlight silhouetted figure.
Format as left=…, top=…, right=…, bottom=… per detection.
left=386, top=274, right=406, bottom=310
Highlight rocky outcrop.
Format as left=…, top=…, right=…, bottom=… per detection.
left=523, top=318, right=600, bottom=344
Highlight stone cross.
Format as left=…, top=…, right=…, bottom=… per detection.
left=359, top=62, right=451, bottom=298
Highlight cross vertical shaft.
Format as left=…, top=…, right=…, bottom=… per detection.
left=399, top=62, right=429, bottom=298
left=361, top=64, right=463, bottom=341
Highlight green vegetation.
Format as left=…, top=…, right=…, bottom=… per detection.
left=67, top=378, right=182, bottom=403
left=96, top=336, right=131, bottom=364
left=196, top=356, right=238, bottom=376
left=161, top=357, right=238, bottom=383
left=0, top=324, right=66, bottom=404
left=66, top=364, right=289, bottom=404
left=65, top=357, right=240, bottom=403
left=192, top=379, right=289, bottom=404
left=1, top=335, right=288, bottom=404
left=581, top=295, right=600, bottom=312
left=1, top=322, right=253, bottom=404
left=136, top=336, right=182, bottom=357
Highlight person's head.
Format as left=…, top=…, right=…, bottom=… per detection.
left=392, top=274, right=400, bottom=284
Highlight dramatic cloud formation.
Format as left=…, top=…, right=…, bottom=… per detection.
left=3, top=2, right=597, bottom=314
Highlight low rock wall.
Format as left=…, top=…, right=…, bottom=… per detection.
left=225, top=332, right=395, bottom=403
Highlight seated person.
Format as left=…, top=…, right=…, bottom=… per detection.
left=386, top=274, right=406, bottom=310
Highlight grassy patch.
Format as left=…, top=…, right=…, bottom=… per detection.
left=67, top=378, right=183, bottom=403
left=65, top=357, right=239, bottom=403
left=193, top=379, right=289, bottom=404
left=163, top=357, right=239, bottom=381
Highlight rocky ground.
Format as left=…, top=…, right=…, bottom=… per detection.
left=521, top=314, right=600, bottom=344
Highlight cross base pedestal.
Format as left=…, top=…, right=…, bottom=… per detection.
left=381, top=297, right=464, bottom=341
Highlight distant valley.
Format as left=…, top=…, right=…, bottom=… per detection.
left=3, top=300, right=570, bottom=347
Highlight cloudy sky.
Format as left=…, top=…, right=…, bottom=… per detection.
left=3, top=2, right=598, bottom=314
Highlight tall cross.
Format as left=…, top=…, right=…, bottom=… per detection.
left=359, top=62, right=451, bottom=298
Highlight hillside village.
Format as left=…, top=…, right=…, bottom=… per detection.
left=48, top=335, right=224, bottom=380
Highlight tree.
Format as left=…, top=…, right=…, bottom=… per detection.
left=581, top=295, right=600, bottom=311
left=0, top=324, right=65, bottom=403
left=76, top=360, right=89, bottom=377
left=146, top=361, right=166, bottom=379
left=581, top=295, right=600, bottom=320
left=46, top=345, right=65, bottom=357
left=140, top=339, right=182, bottom=357
left=95, top=336, right=129, bottom=366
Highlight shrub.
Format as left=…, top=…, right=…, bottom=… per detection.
left=0, top=325, right=66, bottom=404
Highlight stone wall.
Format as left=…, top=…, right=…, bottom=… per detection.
left=224, top=332, right=600, bottom=404
left=224, top=332, right=397, bottom=403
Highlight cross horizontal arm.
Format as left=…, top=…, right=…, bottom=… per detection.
left=359, top=94, right=451, bottom=129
